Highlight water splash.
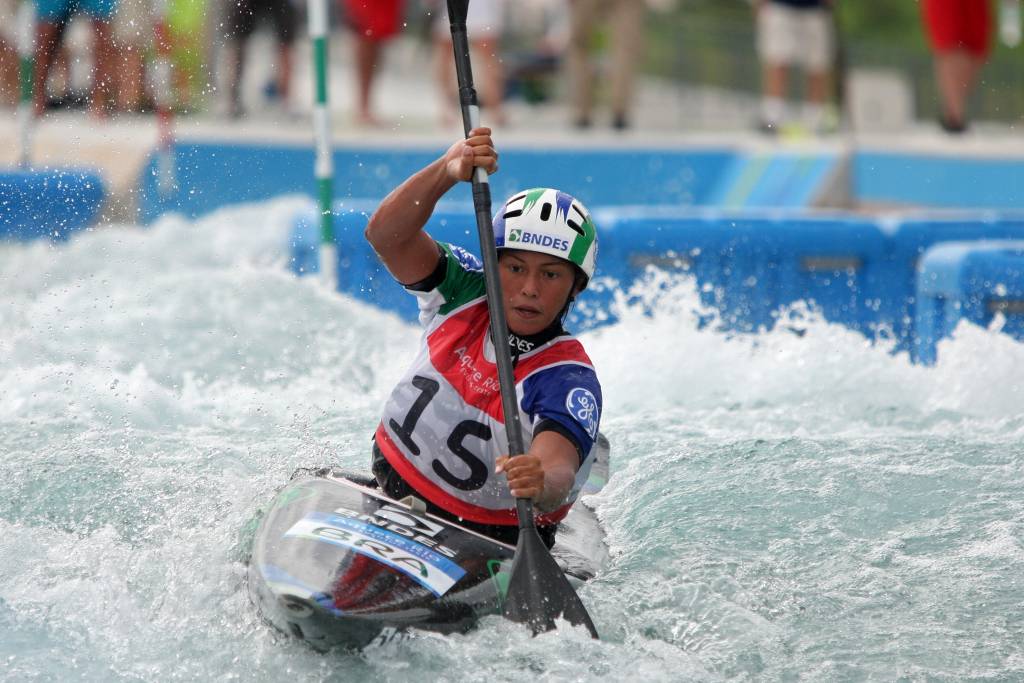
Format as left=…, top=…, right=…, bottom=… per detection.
left=2, top=198, right=1023, bottom=681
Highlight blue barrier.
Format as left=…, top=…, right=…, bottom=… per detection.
left=772, top=215, right=888, bottom=333
left=856, top=153, right=1024, bottom=210
left=138, top=143, right=738, bottom=224
left=879, top=213, right=1024, bottom=348
left=287, top=201, right=1024, bottom=364
left=594, top=208, right=773, bottom=331
left=593, top=208, right=887, bottom=333
left=914, top=241, right=1024, bottom=364
left=323, top=202, right=891, bottom=335
left=0, top=169, right=106, bottom=241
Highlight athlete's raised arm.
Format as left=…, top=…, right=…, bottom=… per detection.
left=365, top=128, right=498, bottom=285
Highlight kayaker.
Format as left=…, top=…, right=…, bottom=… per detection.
left=364, top=127, right=603, bottom=549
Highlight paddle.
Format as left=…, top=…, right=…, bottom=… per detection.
left=445, top=0, right=599, bottom=639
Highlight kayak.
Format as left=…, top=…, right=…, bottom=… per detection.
left=247, top=435, right=611, bottom=651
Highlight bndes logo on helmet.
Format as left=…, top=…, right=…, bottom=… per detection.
left=508, top=229, right=569, bottom=252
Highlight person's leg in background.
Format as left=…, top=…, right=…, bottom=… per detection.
left=0, top=0, right=20, bottom=108
left=0, top=38, right=14, bottom=108
left=566, top=0, right=599, bottom=128
left=352, top=31, right=382, bottom=124
left=344, top=0, right=403, bottom=126
left=88, top=16, right=115, bottom=116
left=269, top=0, right=296, bottom=110
left=32, top=0, right=71, bottom=115
left=472, top=35, right=506, bottom=125
left=112, top=0, right=148, bottom=112
left=433, top=0, right=506, bottom=127
left=607, top=0, right=642, bottom=130
left=755, top=0, right=793, bottom=133
left=922, top=0, right=992, bottom=133
left=223, top=0, right=255, bottom=117
left=799, top=4, right=833, bottom=133
left=80, top=0, right=119, bottom=117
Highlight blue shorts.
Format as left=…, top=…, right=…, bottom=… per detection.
left=35, top=0, right=117, bottom=23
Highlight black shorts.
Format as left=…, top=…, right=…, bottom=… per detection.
left=226, top=0, right=297, bottom=44
left=371, top=439, right=558, bottom=549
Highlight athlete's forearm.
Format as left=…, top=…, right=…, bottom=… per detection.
left=365, top=131, right=496, bottom=284
left=536, top=465, right=576, bottom=513
left=507, top=432, right=581, bottom=511
left=366, top=157, right=453, bottom=249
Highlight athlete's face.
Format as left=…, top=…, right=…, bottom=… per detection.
left=499, top=249, right=579, bottom=336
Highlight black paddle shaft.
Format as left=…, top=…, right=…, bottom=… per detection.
left=445, top=0, right=599, bottom=639
left=445, top=0, right=528, bottom=511
left=446, top=0, right=528, bottom=464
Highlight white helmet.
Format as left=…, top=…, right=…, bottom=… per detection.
left=492, top=188, right=598, bottom=287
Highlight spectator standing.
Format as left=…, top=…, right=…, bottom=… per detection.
left=754, top=0, right=834, bottom=135
left=920, top=0, right=992, bottom=133
left=32, top=0, right=119, bottom=117
left=566, top=0, right=645, bottom=130
left=112, top=0, right=151, bottom=112
left=342, top=0, right=404, bottom=126
left=0, top=0, right=18, bottom=108
left=223, top=0, right=297, bottom=118
left=431, top=0, right=506, bottom=128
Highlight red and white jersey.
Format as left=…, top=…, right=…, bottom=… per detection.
left=375, top=243, right=602, bottom=526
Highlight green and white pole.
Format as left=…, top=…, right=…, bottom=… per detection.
left=309, top=0, right=336, bottom=286
left=16, top=1, right=35, bottom=168
left=153, top=0, right=178, bottom=199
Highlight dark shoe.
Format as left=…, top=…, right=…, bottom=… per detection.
left=611, top=113, right=629, bottom=130
left=228, top=99, right=245, bottom=119
left=940, top=114, right=967, bottom=134
left=757, top=119, right=779, bottom=136
left=573, top=116, right=592, bottom=130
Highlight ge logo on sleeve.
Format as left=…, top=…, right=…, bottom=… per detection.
left=566, top=387, right=599, bottom=439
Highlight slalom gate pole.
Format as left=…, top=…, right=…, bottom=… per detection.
left=153, top=0, right=177, bottom=199
left=16, top=1, right=35, bottom=168
left=309, top=0, right=336, bottom=285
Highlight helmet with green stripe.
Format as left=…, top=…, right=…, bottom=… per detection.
left=492, top=188, right=598, bottom=288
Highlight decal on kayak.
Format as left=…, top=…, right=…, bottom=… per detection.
left=364, top=626, right=413, bottom=649
left=330, top=505, right=458, bottom=558
left=284, top=512, right=467, bottom=597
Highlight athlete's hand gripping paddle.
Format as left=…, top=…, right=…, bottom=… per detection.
left=445, top=0, right=599, bottom=639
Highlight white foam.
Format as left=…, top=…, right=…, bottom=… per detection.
left=3, top=197, right=1024, bottom=680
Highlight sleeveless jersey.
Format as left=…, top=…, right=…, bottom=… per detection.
left=375, top=242, right=602, bottom=526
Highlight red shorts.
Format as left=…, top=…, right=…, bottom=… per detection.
left=921, top=0, right=992, bottom=57
left=343, top=0, right=404, bottom=41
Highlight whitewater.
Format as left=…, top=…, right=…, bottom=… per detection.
left=2, top=197, right=1023, bottom=681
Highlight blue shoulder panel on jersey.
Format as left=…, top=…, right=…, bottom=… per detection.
left=521, top=362, right=602, bottom=462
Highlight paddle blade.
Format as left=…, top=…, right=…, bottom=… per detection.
left=502, top=526, right=599, bottom=639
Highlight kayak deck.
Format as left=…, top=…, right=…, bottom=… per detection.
left=247, top=434, right=610, bottom=650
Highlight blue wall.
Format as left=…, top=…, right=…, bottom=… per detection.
left=915, top=241, right=1024, bottom=364
left=290, top=204, right=1024, bottom=355
left=855, top=153, right=1024, bottom=210
left=134, top=141, right=1024, bottom=362
left=138, top=143, right=739, bottom=223
left=1, top=169, right=106, bottom=241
